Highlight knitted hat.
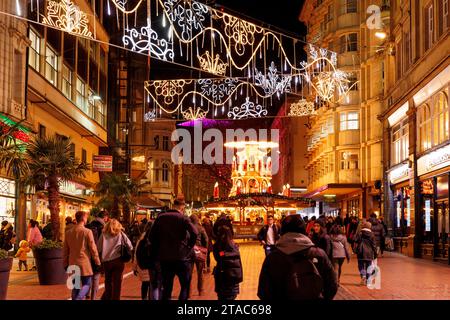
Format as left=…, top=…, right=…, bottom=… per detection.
left=362, top=221, right=372, bottom=229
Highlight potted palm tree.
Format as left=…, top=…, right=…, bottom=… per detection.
left=0, top=249, right=13, bottom=300
left=26, top=135, right=88, bottom=285
left=95, top=173, right=138, bottom=223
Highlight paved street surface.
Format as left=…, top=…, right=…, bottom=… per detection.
left=5, top=241, right=450, bottom=300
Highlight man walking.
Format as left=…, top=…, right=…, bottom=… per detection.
left=64, top=211, right=101, bottom=300
left=258, top=214, right=338, bottom=300
left=257, top=215, right=280, bottom=256
left=149, top=200, right=198, bottom=300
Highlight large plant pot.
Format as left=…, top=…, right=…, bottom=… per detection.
left=0, top=258, right=13, bottom=300
left=34, top=248, right=67, bottom=285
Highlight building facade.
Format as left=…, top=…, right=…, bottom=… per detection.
left=300, top=0, right=390, bottom=218
left=381, top=0, right=449, bottom=260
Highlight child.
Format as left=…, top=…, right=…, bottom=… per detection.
left=15, top=240, right=31, bottom=271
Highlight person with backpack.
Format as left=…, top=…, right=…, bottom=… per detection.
left=257, top=215, right=280, bottom=256
left=85, top=210, right=109, bottom=300
left=258, top=214, right=338, bottom=300
left=189, top=214, right=208, bottom=296
left=311, top=220, right=333, bottom=260
left=353, top=221, right=377, bottom=285
left=329, top=225, right=351, bottom=285
left=213, top=225, right=243, bottom=300
left=133, top=222, right=155, bottom=300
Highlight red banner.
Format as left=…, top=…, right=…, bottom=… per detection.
left=92, top=155, right=113, bottom=172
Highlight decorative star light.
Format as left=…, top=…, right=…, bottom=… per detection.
left=288, top=99, right=317, bottom=117
left=41, top=0, right=93, bottom=38
left=123, top=22, right=174, bottom=61
left=198, top=78, right=239, bottom=103
left=227, top=97, right=268, bottom=120
left=163, top=0, right=209, bottom=41
left=144, top=110, right=156, bottom=122
left=254, top=62, right=292, bottom=95
left=181, top=107, right=208, bottom=121
left=314, top=70, right=350, bottom=102
left=198, top=52, right=228, bottom=76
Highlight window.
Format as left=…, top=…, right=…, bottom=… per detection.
left=340, top=152, right=359, bottom=170
left=440, top=0, right=449, bottom=35
left=391, top=119, right=409, bottom=165
left=348, top=73, right=358, bottom=91
left=69, top=143, right=75, bottom=159
left=28, top=29, right=41, bottom=71
left=326, top=5, right=334, bottom=22
left=62, top=64, right=72, bottom=100
left=162, top=136, right=169, bottom=151
left=339, top=33, right=358, bottom=53
left=154, top=160, right=159, bottom=182
left=13, top=51, right=24, bottom=104
left=433, top=92, right=449, bottom=146
left=396, top=40, right=403, bottom=80
left=38, top=124, right=46, bottom=138
left=340, top=112, right=359, bottom=131
left=162, top=163, right=169, bottom=182
left=403, top=30, right=411, bottom=72
left=76, top=77, right=86, bottom=111
left=344, top=0, right=357, bottom=14
left=417, top=104, right=432, bottom=152
left=88, top=90, right=96, bottom=118
left=81, top=149, right=87, bottom=164
left=45, top=45, right=58, bottom=86
left=424, top=3, right=434, bottom=51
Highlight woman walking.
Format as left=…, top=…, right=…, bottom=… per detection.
left=329, top=225, right=351, bottom=285
left=354, top=221, right=377, bottom=285
left=189, top=214, right=208, bottom=296
left=213, top=225, right=243, bottom=301
left=97, top=219, right=133, bottom=300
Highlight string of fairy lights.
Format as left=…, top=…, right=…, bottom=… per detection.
left=6, top=0, right=359, bottom=122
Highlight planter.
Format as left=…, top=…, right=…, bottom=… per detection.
left=0, top=258, right=13, bottom=300
left=34, top=248, right=67, bottom=285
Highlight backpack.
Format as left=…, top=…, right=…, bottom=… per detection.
left=285, top=250, right=324, bottom=300
left=136, top=233, right=153, bottom=270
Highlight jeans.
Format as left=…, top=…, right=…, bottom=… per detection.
left=102, top=258, right=125, bottom=300
left=72, top=276, right=92, bottom=300
left=191, top=260, right=205, bottom=294
left=90, top=272, right=101, bottom=300
left=357, top=260, right=372, bottom=279
left=160, top=260, right=193, bottom=301
left=150, top=268, right=162, bottom=300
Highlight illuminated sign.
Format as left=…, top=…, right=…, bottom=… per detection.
left=418, top=144, right=450, bottom=176
left=425, top=199, right=431, bottom=232
left=389, top=164, right=409, bottom=184
left=92, top=155, right=113, bottom=172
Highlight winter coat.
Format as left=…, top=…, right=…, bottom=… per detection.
left=202, top=220, right=214, bottom=251
left=311, top=231, right=333, bottom=259
left=133, top=238, right=150, bottom=282
left=193, top=223, right=208, bottom=248
left=331, top=234, right=350, bottom=260
left=354, top=229, right=377, bottom=261
left=63, top=224, right=101, bottom=276
left=257, top=232, right=338, bottom=300
left=15, top=241, right=31, bottom=261
left=27, top=226, right=43, bottom=248
left=257, top=224, right=281, bottom=245
left=149, top=210, right=198, bottom=262
left=370, top=219, right=386, bottom=247
left=213, top=216, right=234, bottom=240
left=213, top=241, right=242, bottom=298
left=0, top=224, right=14, bottom=250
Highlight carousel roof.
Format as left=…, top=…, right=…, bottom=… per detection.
left=204, top=193, right=314, bottom=209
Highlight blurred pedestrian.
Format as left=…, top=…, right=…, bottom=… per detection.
left=190, top=214, right=208, bottom=296
left=0, top=221, right=15, bottom=251
left=329, top=225, right=350, bottom=285
left=311, top=220, right=333, bottom=260
left=98, top=219, right=133, bottom=300
left=202, top=214, right=214, bottom=273
left=213, top=225, right=243, bottom=301
left=306, top=216, right=316, bottom=235
left=15, top=240, right=31, bottom=271
left=63, top=211, right=101, bottom=300
left=257, top=215, right=280, bottom=256
left=369, top=214, right=385, bottom=258
left=354, top=221, right=377, bottom=285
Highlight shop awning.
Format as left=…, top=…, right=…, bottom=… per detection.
left=133, top=195, right=165, bottom=208
left=303, top=183, right=362, bottom=200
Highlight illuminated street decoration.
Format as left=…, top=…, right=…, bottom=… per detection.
left=42, top=0, right=93, bottom=38
left=254, top=62, right=292, bottom=95
left=288, top=99, right=317, bottom=117
left=181, top=107, right=208, bottom=121
left=143, top=110, right=156, bottom=122
left=123, top=22, right=174, bottom=61
left=197, top=52, right=227, bottom=75
left=152, top=80, right=191, bottom=105
left=198, top=78, right=239, bottom=103
left=227, top=97, right=268, bottom=120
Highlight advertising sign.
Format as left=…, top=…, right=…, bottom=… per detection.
left=92, top=155, right=113, bottom=172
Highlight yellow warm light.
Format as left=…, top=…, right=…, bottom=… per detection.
left=132, top=155, right=145, bottom=163
left=375, top=31, right=387, bottom=40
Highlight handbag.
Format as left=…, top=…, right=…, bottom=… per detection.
left=120, top=232, right=132, bottom=263
left=193, top=245, right=208, bottom=262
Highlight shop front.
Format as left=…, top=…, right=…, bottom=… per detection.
left=417, top=144, right=450, bottom=262
left=388, top=163, right=412, bottom=237
left=0, top=177, right=16, bottom=224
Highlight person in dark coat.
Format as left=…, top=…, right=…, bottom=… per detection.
left=379, top=216, right=388, bottom=256
left=213, top=213, right=234, bottom=240
left=311, top=220, right=333, bottom=260
left=189, top=214, right=208, bottom=296
left=149, top=200, right=198, bottom=301
left=257, top=214, right=338, bottom=300
left=202, top=215, right=214, bottom=273
left=346, top=216, right=359, bottom=250
left=257, top=215, right=280, bottom=256
left=354, top=221, right=377, bottom=285
left=369, top=214, right=385, bottom=256
left=0, top=221, right=15, bottom=251
left=213, top=225, right=243, bottom=301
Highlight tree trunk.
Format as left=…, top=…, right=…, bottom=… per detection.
left=122, top=201, right=130, bottom=224
left=111, top=196, right=120, bottom=220
left=47, top=175, right=61, bottom=241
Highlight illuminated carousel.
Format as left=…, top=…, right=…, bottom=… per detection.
left=205, top=140, right=314, bottom=238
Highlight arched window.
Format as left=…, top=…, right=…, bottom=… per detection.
left=162, top=162, right=169, bottom=182
left=417, top=104, right=431, bottom=152
left=434, top=91, right=449, bottom=145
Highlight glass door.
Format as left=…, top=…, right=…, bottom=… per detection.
left=436, top=201, right=449, bottom=258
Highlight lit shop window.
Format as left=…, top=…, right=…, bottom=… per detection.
left=391, top=119, right=409, bottom=165
left=162, top=162, right=169, bottom=182
left=340, top=152, right=359, bottom=170
left=45, top=45, right=58, bottom=86
left=340, top=111, right=359, bottom=131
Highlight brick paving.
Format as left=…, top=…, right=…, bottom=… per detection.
left=5, top=241, right=450, bottom=300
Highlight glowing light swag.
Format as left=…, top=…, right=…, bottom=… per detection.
left=42, top=0, right=93, bottom=39
left=288, top=99, right=317, bottom=117
left=227, top=97, right=268, bottom=120
left=197, top=51, right=227, bottom=75
left=181, top=107, right=208, bottom=121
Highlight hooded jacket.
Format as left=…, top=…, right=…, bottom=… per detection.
left=258, top=232, right=338, bottom=300
left=369, top=218, right=386, bottom=246
left=354, top=229, right=377, bottom=261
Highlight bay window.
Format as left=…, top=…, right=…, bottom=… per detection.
left=45, top=45, right=58, bottom=86
left=62, top=64, right=72, bottom=100
left=28, top=29, right=41, bottom=71
left=76, top=77, right=87, bottom=111
left=340, top=111, right=359, bottom=131
left=391, top=119, right=409, bottom=165
left=339, top=33, right=358, bottom=53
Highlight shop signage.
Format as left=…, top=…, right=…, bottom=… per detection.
left=417, top=144, right=450, bottom=176
left=92, top=155, right=113, bottom=172
left=406, top=198, right=411, bottom=227
left=425, top=199, right=431, bottom=232
left=60, top=181, right=85, bottom=197
left=421, top=180, right=434, bottom=195
left=389, top=164, right=409, bottom=184
left=396, top=202, right=401, bottom=228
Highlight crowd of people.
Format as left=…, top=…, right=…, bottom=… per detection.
left=1, top=206, right=388, bottom=301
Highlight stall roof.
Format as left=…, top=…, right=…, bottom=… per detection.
left=204, top=193, right=314, bottom=209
